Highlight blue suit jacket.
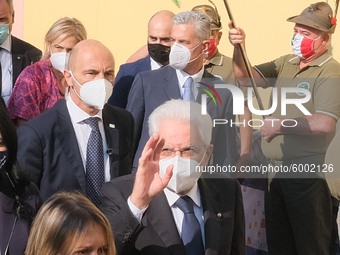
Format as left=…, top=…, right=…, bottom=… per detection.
left=108, top=56, right=151, bottom=108
left=126, top=65, right=238, bottom=171
left=17, top=99, right=134, bottom=201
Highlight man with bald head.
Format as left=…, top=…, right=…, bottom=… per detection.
left=108, top=10, right=174, bottom=108
left=17, top=39, right=135, bottom=205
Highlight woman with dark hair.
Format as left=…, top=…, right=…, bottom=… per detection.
left=0, top=97, right=42, bottom=255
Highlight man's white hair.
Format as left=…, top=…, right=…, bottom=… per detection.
left=172, top=11, right=211, bottom=43
left=148, top=99, right=212, bottom=146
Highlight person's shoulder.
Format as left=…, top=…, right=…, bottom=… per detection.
left=119, top=56, right=150, bottom=71
left=11, top=36, right=42, bottom=56
left=200, top=177, right=240, bottom=193
left=103, top=103, right=133, bottom=119
left=19, top=99, right=65, bottom=130
left=19, top=59, right=49, bottom=76
left=102, top=173, right=135, bottom=191
left=139, top=64, right=174, bottom=78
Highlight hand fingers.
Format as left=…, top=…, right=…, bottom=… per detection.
left=141, top=135, right=160, bottom=157
left=153, top=138, right=165, bottom=161
left=161, top=164, right=174, bottom=187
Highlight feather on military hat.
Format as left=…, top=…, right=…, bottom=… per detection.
left=287, top=2, right=337, bottom=33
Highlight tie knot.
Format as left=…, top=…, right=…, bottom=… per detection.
left=175, top=196, right=195, bottom=214
left=184, top=77, right=193, bottom=88
left=84, top=117, right=100, bottom=131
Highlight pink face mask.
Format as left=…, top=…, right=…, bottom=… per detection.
left=208, top=38, right=217, bottom=57
left=291, top=33, right=321, bottom=59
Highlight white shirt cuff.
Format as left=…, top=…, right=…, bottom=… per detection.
left=127, top=196, right=148, bottom=223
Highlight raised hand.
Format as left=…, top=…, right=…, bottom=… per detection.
left=130, top=135, right=173, bottom=209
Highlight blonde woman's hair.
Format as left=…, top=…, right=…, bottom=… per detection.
left=25, top=191, right=116, bottom=255
left=42, top=17, right=87, bottom=60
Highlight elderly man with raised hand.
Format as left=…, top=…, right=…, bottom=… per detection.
left=0, top=0, right=41, bottom=104
left=229, top=2, right=340, bottom=255
left=108, top=10, right=174, bottom=109
left=17, top=40, right=134, bottom=205
left=126, top=10, right=238, bottom=173
left=100, top=99, right=245, bottom=255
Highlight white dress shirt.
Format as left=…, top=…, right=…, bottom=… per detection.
left=66, top=96, right=111, bottom=181
left=176, top=67, right=204, bottom=101
left=0, top=35, right=13, bottom=104
left=128, top=182, right=205, bottom=247
left=150, top=57, right=163, bottom=70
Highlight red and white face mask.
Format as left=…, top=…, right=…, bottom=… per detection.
left=291, top=33, right=321, bottom=59
left=207, top=38, right=217, bottom=57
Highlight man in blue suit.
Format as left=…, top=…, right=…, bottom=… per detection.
left=108, top=10, right=174, bottom=108
left=17, top=40, right=134, bottom=203
left=126, top=11, right=238, bottom=172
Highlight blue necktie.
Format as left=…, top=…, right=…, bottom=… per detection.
left=183, top=77, right=194, bottom=101
left=84, top=117, right=105, bottom=207
left=175, top=196, right=205, bottom=255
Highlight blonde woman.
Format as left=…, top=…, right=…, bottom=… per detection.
left=26, top=191, right=116, bottom=255
left=7, top=17, right=87, bottom=127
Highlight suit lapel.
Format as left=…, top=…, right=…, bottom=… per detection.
left=11, top=36, right=25, bottom=87
left=198, top=179, right=224, bottom=255
left=55, top=100, right=87, bottom=193
left=146, top=192, right=187, bottom=255
left=162, top=66, right=182, bottom=100
left=196, top=70, right=215, bottom=105
left=102, top=107, right=120, bottom=179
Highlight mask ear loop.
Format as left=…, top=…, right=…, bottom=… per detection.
left=68, top=71, right=87, bottom=102
left=197, top=146, right=209, bottom=166
left=312, top=35, right=323, bottom=55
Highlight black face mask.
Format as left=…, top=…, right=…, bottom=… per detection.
left=148, top=43, right=171, bottom=65
left=0, top=150, right=8, bottom=172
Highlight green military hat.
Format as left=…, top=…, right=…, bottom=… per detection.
left=287, top=2, right=337, bottom=34
left=192, top=1, right=222, bottom=30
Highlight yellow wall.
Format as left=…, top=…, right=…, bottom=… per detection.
left=23, top=0, right=339, bottom=113
left=24, top=0, right=340, bottom=70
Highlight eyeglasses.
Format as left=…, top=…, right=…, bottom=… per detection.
left=160, top=146, right=202, bottom=158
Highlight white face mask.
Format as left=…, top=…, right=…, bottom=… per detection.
left=70, top=71, right=113, bottom=110
left=159, top=152, right=205, bottom=194
left=50, top=49, right=70, bottom=73
left=169, top=42, right=202, bottom=70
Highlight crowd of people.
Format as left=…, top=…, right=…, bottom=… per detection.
left=1, top=0, right=340, bottom=254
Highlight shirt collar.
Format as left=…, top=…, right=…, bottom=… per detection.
left=164, top=182, right=201, bottom=208
left=66, top=95, right=103, bottom=124
left=0, top=34, right=11, bottom=52
left=150, top=56, right=163, bottom=70
left=208, top=50, right=223, bottom=66
left=176, top=66, right=204, bottom=88
left=288, top=51, right=332, bottom=67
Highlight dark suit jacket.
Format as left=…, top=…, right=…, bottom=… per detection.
left=0, top=182, right=42, bottom=255
left=108, top=56, right=151, bottom=108
left=17, top=99, right=134, bottom=201
left=100, top=174, right=245, bottom=255
left=126, top=65, right=237, bottom=171
left=11, top=35, right=42, bottom=87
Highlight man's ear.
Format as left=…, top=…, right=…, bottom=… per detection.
left=63, top=70, right=73, bottom=88
left=322, top=33, right=330, bottom=45
left=202, top=144, right=214, bottom=166
left=202, top=39, right=210, bottom=53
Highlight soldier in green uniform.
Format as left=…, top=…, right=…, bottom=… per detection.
left=192, top=3, right=252, bottom=172
left=229, top=2, right=340, bottom=255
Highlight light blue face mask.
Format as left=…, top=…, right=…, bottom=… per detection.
left=0, top=24, right=9, bottom=45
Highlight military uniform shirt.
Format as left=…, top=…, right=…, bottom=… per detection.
left=254, top=51, right=340, bottom=160
left=205, top=50, right=247, bottom=98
